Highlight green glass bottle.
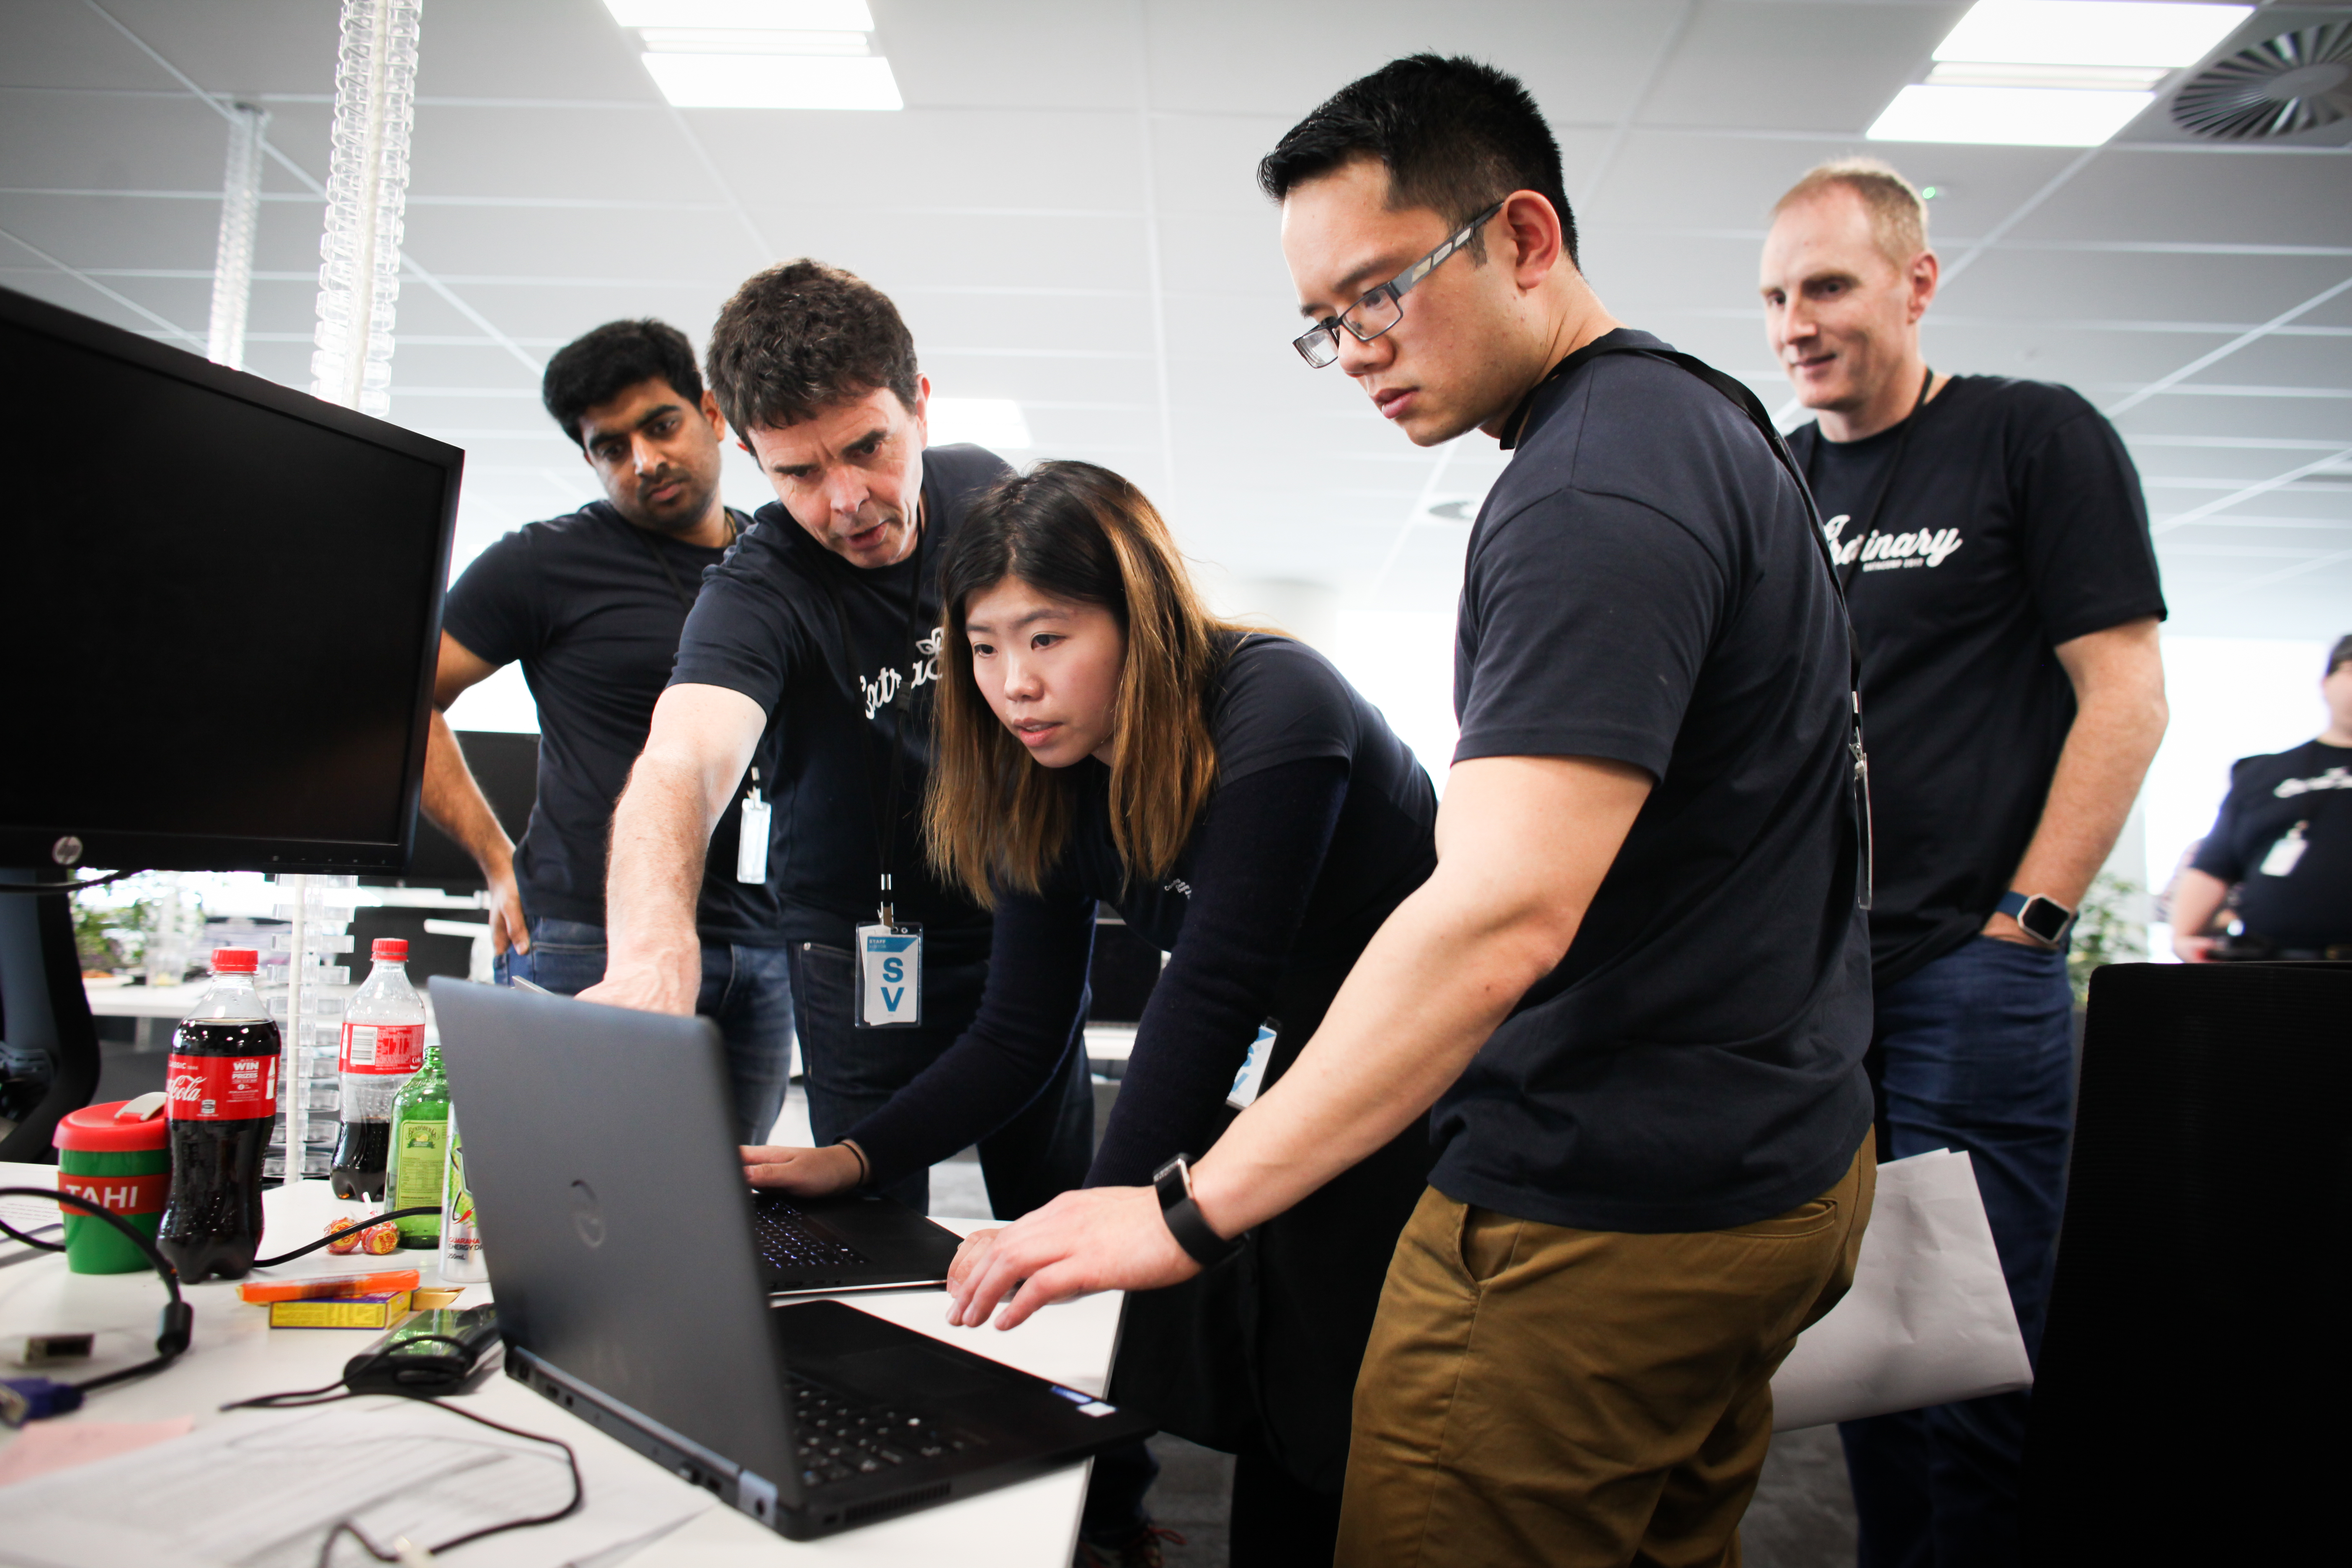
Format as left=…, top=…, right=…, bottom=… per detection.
left=386, top=1039, right=450, bottom=1249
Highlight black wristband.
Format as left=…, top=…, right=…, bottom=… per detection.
left=1153, top=1154, right=1242, bottom=1267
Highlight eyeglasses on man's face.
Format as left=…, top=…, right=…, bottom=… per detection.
left=1292, top=201, right=1506, bottom=369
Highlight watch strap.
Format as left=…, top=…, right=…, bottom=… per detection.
left=1153, top=1155, right=1242, bottom=1267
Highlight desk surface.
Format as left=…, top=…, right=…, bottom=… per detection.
left=0, top=1163, right=1119, bottom=1565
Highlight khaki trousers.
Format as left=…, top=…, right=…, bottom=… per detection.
left=1338, top=1134, right=1874, bottom=1568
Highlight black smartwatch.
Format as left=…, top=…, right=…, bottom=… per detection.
left=1997, top=890, right=2075, bottom=947
left=1153, top=1154, right=1242, bottom=1267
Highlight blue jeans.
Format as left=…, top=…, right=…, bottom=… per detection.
left=495, top=916, right=797, bottom=1148
left=784, top=941, right=1093, bottom=1217
left=1840, top=935, right=2075, bottom=1568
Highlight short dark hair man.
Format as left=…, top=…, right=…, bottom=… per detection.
left=1761, top=158, right=2169, bottom=1565
left=943, top=56, right=1875, bottom=1565
left=580, top=263, right=1093, bottom=1217
left=2171, top=634, right=2352, bottom=962
left=426, top=317, right=794, bottom=1145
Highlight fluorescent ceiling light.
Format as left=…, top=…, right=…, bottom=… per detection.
left=642, top=52, right=901, bottom=109
left=1869, top=83, right=2157, bottom=145
left=1926, top=60, right=2170, bottom=90
left=1933, top=3, right=2251, bottom=71
left=639, top=28, right=869, bottom=55
left=604, top=0, right=874, bottom=27
left=927, top=398, right=1032, bottom=451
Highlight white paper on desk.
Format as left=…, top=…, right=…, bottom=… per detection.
left=1769, top=1148, right=2034, bottom=1432
left=0, top=1398, right=716, bottom=1568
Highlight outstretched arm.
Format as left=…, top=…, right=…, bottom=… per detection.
left=581, top=683, right=766, bottom=1015
left=946, top=752, right=1652, bottom=1329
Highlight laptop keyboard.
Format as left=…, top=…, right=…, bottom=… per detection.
left=791, top=1374, right=981, bottom=1486
left=753, top=1200, right=869, bottom=1274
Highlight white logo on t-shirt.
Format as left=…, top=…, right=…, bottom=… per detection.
left=2275, top=766, right=2352, bottom=799
left=1823, top=514, right=1965, bottom=573
left=856, top=624, right=945, bottom=721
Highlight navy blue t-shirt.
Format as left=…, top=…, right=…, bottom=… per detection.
left=2190, top=738, right=2352, bottom=947
left=667, top=446, right=1011, bottom=963
left=1435, top=329, right=1873, bottom=1234
left=439, top=502, right=775, bottom=942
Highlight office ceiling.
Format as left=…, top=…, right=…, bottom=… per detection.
left=4, top=0, right=2347, bottom=640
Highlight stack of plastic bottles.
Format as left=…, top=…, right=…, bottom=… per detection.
left=262, top=874, right=356, bottom=1181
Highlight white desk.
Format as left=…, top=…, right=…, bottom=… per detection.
left=0, top=1164, right=1120, bottom=1565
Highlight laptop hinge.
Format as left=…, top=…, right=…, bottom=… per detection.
left=514, top=1345, right=748, bottom=1486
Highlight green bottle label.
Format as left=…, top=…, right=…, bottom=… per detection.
left=389, top=1114, right=447, bottom=1246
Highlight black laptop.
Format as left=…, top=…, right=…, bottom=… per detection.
left=431, top=980, right=1156, bottom=1538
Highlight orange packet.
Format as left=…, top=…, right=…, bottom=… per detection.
left=237, top=1268, right=421, bottom=1304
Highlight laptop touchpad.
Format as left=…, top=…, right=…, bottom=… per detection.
left=828, top=1344, right=1006, bottom=1404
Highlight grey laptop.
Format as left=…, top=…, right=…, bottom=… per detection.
left=432, top=979, right=1157, bottom=1538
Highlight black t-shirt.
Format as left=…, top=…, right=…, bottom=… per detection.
left=843, top=633, right=1439, bottom=1188
left=668, top=445, right=1011, bottom=963
left=439, top=502, right=774, bottom=941
left=1790, top=377, right=2166, bottom=986
left=1065, top=634, right=1436, bottom=967
left=1436, top=329, right=1873, bottom=1235
left=2190, top=739, right=2352, bottom=947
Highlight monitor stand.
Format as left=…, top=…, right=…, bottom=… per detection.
left=0, top=869, right=101, bottom=1161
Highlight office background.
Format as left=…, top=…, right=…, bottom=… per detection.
left=5, top=0, right=2346, bottom=933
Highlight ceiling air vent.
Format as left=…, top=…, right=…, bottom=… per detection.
left=2170, top=20, right=2352, bottom=138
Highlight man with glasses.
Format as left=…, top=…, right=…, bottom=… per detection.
left=943, top=55, right=1874, bottom=1566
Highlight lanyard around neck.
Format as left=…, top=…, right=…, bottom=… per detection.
left=818, top=521, right=929, bottom=916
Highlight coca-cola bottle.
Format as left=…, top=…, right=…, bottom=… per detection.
left=158, top=947, right=281, bottom=1282
left=331, top=938, right=425, bottom=1201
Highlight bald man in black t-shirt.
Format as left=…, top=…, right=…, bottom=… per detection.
left=1763, top=159, right=2169, bottom=1568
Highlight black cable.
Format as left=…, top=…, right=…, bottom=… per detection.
left=0, top=1186, right=191, bottom=1395
left=227, top=1373, right=584, bottom=1565
left=251, top=1206, right=441, bottom=1268
left=0, top=868, right=143, bottom=895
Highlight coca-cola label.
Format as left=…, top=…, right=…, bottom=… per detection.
left=60, top=1170, right=167, bottom=1217
left=341, top=1022, right=424, bottom=1074
left=167, top=1053, right=278, bottom=1121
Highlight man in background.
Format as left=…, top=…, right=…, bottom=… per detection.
left=1761, top=159, right=2169, bottom=1566
left=582, top=262, right=1093, bottom=1218
left=2172, top=633, right=2352, bottom=961
left=425, top=318, right=793, bottom=1145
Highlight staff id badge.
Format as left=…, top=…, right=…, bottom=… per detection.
left=735, top=780, right=771, bottom=885
left=855, top=923, right=923, bottom=1028
left=1226, top=1022, right=1279, bottom=1109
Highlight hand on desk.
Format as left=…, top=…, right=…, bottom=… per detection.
left=741, top=1143, right=863, bottom=1196
left=944, top=1186, right=1199, bottom=1331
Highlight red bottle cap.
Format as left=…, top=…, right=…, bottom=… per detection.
left=53, top=1098, right=172, bottom=1153
left=211, top=948, right=259, bottom=973
left=371, top=939, right=409, bottom=962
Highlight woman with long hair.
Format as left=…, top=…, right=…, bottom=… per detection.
left=740, top=460, right=1437, bottom=1564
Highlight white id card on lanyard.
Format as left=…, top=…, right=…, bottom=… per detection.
left=855, top=922, right=923, bottom=1027
left=1226, top=1022, right=1278, bottom=1109
left=2259, top=820, right=2309, bottom=878
left=735, top=768, right=770, bottom=885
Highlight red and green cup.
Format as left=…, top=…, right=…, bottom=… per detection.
left=52, top=1096, right=170, bottom=1274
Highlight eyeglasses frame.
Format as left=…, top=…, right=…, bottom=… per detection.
left=1292, top=200, right=1509, bottom=368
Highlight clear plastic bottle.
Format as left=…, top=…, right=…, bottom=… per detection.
left=330, top=938, right=424, bottom=1201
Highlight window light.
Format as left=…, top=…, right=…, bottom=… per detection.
left=926, top=399, right=1032, bottom=451
left=1869, top=0, right=2249, bottom=145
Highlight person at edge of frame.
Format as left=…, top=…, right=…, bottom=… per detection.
left=737, top=461, right=1442, bottom=1566
left=424, top=318, right=794, bottom=1145
left=577, top=262, right=1094, bottom=1219
left=938, top=55, right=1878, bottom=1568
left=2172, top=633, right=2352, bottom=963
left=1761, top=158, right=2169, bottom=1568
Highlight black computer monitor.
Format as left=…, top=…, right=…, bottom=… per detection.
left=0, top=284, right=461, bottom=1159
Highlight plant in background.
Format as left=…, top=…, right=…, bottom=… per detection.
left=70, top=894, right=150, bottom=975
left=2068, top=871, right=2146, bottom=1005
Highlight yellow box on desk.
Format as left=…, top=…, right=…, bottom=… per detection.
left=268, top=1290, right=413, bottom=1329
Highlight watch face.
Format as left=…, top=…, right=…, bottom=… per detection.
left=2019, top=897, right=2071, bottom=943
